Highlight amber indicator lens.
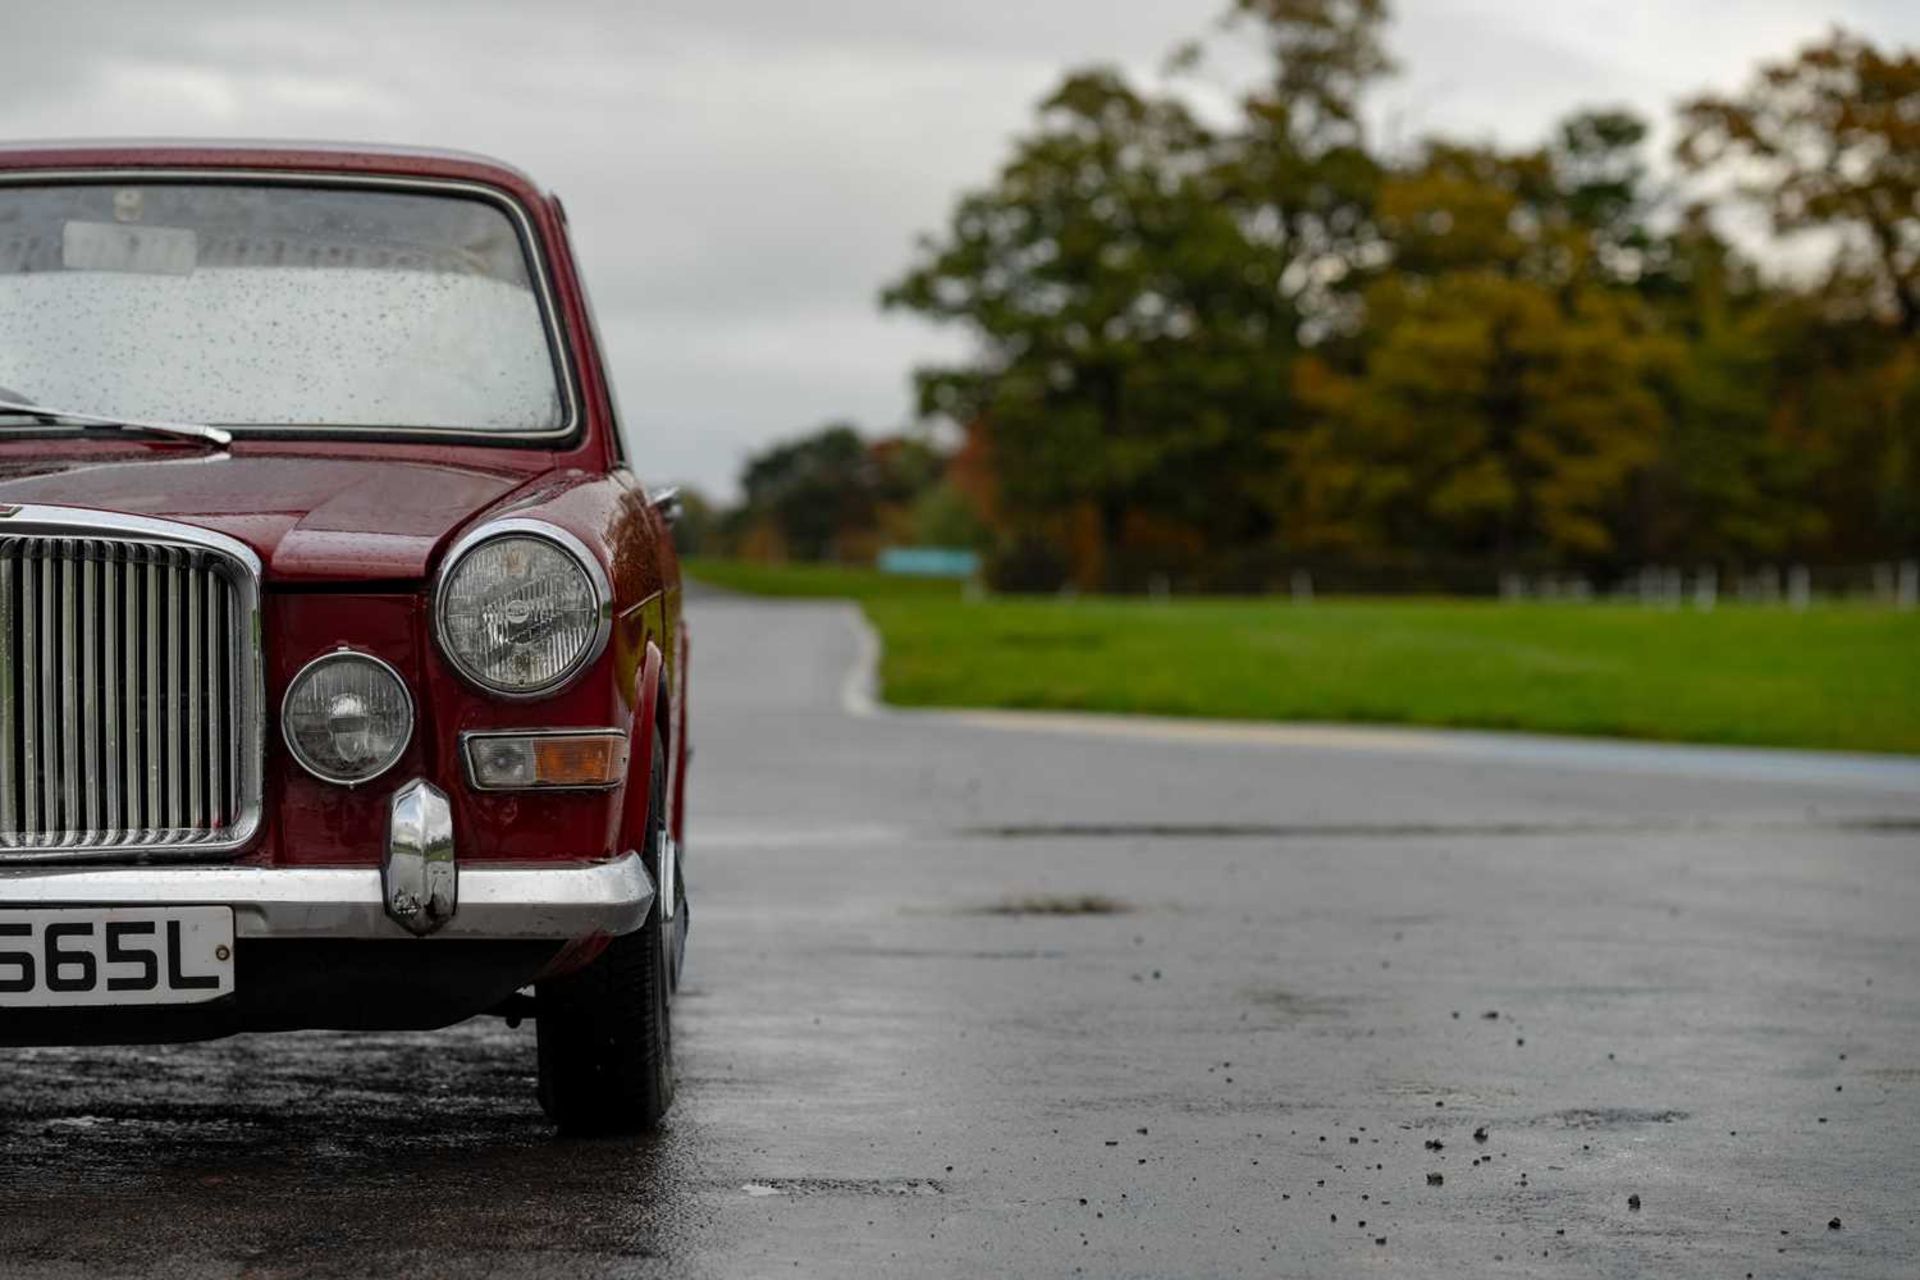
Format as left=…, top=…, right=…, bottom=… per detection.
left=466, top=732, right=628, bottom=790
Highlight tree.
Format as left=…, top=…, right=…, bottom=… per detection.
left=1282, top=274, right=1669, bottom=563
left=1677, top=30, right=1920, bottom=334
left=1213, top=0, right=1393, bottom=341
left=665, top=486, right=719, bottom=557
left=869, top=6, right=1916, bottom=585
left=1228, top=0, right=1394, bottom=148
left=1371, top=140, right=1560, bottom=283
left=884, top=0, right=1395, bottom=587
left=737, top=424, right=876, bottom=562
left=883, top=69, right=1265, bottom=587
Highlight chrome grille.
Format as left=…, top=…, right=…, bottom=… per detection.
left=0, top=511, right=263, bottom=861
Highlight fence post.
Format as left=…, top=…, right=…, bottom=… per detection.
left=1788, top=564, right=1811, bottom=612
left=1900, top=561, right=1918, bottom=611
left=1290, top=570, right=1313, bottom=605
left=1693, top=566, right=1717, bottom=612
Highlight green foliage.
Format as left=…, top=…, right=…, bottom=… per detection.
left=884, top=69, right=1273, bottom=583
left=738, top=424, right=873, bottom=561
left=861, top=12, right=1920, bottom=581
left=882, top=0, right=1400, bottom=586
left=910, top=480, right=990, bottom=550
left=1678, top=31, right=1920, bottom=334
left=1283, top=276, right=1669, bottom=561
left=733, top=425, right=951, bottom=562
left=665, top=486, right=719, bottom=557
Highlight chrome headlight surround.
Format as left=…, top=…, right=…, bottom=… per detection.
left=281, top=649, right=415, bottom=786
left=432, top=519, right=613, bottom=700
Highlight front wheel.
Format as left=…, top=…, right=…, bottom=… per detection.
left=534, top=728, right=674, bottom=1134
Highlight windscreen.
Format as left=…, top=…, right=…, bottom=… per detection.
left=0, top=181, right=566, bottom=433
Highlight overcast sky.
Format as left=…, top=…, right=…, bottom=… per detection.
left=3, top=1, right=1915, bottom=496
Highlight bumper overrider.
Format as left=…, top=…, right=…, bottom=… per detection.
left=0, top=778, right=656, bottom=942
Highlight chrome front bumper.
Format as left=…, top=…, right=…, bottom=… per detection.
left=0, top=853, right=655, bottom=941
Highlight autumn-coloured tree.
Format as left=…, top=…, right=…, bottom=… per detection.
left=848, top=11, right=1920, bottom=584
left=1282, top=278, right=1670, bottom=563
left=884, top=0, right=1393, bottom=587
left=1677, top=30, right=1920, bottom=335
left=1674, top=32, right=1920, bottom=557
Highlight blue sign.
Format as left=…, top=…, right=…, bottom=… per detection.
left=878, top=547, right=981, bottom=579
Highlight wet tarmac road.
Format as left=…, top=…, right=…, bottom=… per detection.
left=3, top=595, right=1918, bottom=1278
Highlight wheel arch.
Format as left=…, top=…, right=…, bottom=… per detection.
left=622, top=641, right=669, bottom=863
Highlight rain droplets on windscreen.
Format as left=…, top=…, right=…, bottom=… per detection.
left=0, top=182, right=565, bottom=432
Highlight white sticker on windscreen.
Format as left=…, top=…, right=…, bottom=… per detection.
left=62, top=220, right=199, bottom=276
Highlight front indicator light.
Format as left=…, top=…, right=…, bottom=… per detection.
left=464, top=731, right=629, bottom=791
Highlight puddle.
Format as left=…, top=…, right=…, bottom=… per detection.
left=1243, top=988, right=1352, bottom=1019
left=967, top=895, right=1132, bottom=917
left=1545, top=1108, right=1689, bottom=1129
left=739, top=1178, right=944, bottom=1199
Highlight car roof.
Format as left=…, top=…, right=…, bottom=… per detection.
left=0, top=139, right=548, bottom=201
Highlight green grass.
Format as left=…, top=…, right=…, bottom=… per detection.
left=686, top=560, right=1920, bottom=755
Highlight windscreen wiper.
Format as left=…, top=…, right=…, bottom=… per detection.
left=0, top=398, right=232, bottom=447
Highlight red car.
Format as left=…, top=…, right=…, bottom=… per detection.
left=0, top=141, right=688, bottom=1134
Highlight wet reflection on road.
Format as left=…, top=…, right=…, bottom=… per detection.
left=0, top=1021, right=702, bottom=1273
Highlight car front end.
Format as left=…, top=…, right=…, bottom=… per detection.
left=0, top=142, right=686, bottom=1131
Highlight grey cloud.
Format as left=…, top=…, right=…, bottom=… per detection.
left=2, top=0, right=1914, bottom=497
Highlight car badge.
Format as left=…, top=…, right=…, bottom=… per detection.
left=0, top=504, right=19, bottom=518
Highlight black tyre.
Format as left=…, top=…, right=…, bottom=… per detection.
left=535, top=727, right=674, bottom=1134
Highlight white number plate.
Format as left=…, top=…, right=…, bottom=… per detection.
left=0, top=907, right=234, bottom=1008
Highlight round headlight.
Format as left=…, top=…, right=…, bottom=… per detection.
left=435, top=523, right=609, bottom=697
left=282, top=651, right=414, bottom=784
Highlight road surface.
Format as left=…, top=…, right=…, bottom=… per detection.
left=2, top=594, right=1916, bottom=1277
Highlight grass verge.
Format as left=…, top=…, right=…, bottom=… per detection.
left=686, top=559, right=1920, bottom=755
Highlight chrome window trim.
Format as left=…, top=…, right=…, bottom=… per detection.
left=460, top=727, right=630, bottom=792
left=280, top=648, right=416, bottom=787
left=432, top=519, right=613, bottom=701
left=0, top=168, right=581, bottom=444
left=0, top=503, right=264, bottom=863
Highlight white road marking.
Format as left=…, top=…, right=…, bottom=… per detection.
left=938, top=709, right=1920, bottom=794
left=839, top=605, right=882, bottom=718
